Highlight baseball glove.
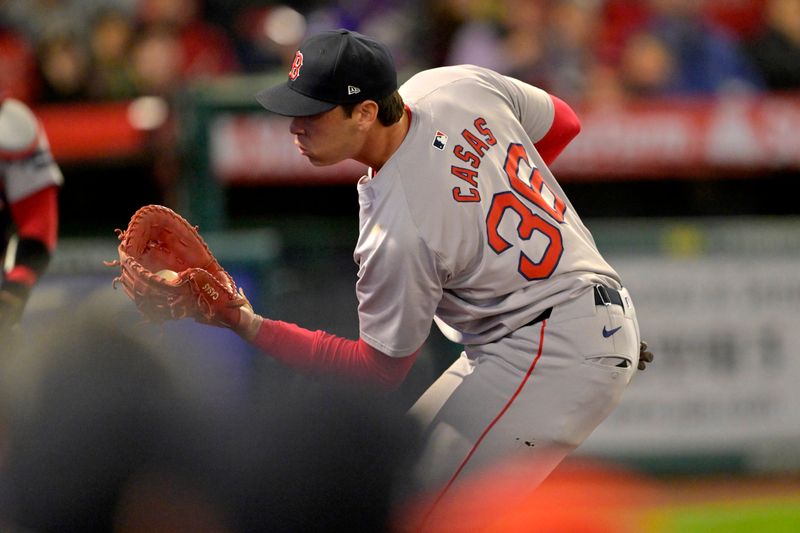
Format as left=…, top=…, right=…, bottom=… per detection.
left=107, top=204, right=250, bottom=329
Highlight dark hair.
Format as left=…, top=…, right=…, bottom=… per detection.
left=342, top=90, right=404, bottom=126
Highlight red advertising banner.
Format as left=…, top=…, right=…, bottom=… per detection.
left=32, top=92, right=800, bottom=180
left=37, top=102, right=147, bottom=162
left=553, top=94, right=800, bottom=180
left=209, top=93, right=800, bottom=184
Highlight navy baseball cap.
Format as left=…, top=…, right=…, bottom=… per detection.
left=255, top=29, right=398, bottom=117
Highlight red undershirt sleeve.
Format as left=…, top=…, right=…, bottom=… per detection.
left=250, top=319, right=419, bottom=390
left=9, top=185, right=58, bottom=250
left=534, top=95, right=581, bottom=166
left=5, top=186, right=58, bottom=287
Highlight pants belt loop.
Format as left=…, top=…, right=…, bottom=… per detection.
left=594, top=285, right=625, bottom=310
left=595, top=285, right=612, bottom=306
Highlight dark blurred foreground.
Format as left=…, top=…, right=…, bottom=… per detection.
left=0, top=299, right=420, bottom=532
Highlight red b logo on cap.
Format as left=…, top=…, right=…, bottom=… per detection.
left=288, top=51, right=303, bottom=80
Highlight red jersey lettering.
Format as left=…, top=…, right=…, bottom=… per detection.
left=453, top=187, right=481, bottom=203
left=453, top=145, right=481, bottom=168
left=462, top=129, right=490, bottom=158
left=450, top=166, right=479, bottom=187
left=474, top=117, right=497, bottom=146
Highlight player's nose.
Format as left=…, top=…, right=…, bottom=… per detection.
left=289, top=117, right=305, bottom=135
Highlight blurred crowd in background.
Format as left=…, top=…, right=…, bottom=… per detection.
left=1, top=0, right=799, bottom=109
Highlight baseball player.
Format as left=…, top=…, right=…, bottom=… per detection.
left=150, top=28, right=654, bottom=515
left=0, top=94, right=63, bottom=339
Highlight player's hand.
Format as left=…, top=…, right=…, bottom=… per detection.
left=638, top=341, right=654, bottom=370
left=236, top=303, right=264, bottom=341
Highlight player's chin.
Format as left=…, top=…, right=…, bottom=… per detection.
left=306, top=157, right=328, bottom=167
left=305, top=154, right=341, bottom=167
left=297, top=148, right=321, bottom=166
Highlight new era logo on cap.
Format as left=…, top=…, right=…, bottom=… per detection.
left=348, top=85, right=361, bottom=95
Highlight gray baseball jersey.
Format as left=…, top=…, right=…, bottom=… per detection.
left=0, top=98, right=64, bottom=202
left=353, top=66, right=641, bottom=512
left=355, top=65, right=620, bottom=356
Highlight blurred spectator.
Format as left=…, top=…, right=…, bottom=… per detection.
left=419, top=0, right=502, bottom=69
left=616, top=31, right=677, bottom=98
left=34, top=31, right=91, bottom=103
left=0, top=0, right=137, bottom=47
left=86, top=7, right=138, bottom=100
left=0, top=0, right=84, bottom=46
left=597, top=0, right=652, bottom=64
left=635, top=0, right=764, bottom=95
left=356, top=1, right=424, bottom=74
left=0, top=18, right=37, bottom=103
left=233, top=4, right=307, bottom=73
left=437, top=0, right=507, bottom=71
left=1, top=0, right=792, bottom=108
left=434, top=0, right=559, bottom=88
left=541, top=0, right=605, bottom=102
left=497, top=0, right=549, bottom=86
left=129, top=25, right=184, bottom=97
left=705, top=0, right=767, bottom=40
left=302, top=0, right=424, bottom=75
left=746, top=0, right=800, bottom=90
left=581, top=62, right=629, bottom=109
left=137, top=0, right=240, bottom=81
left=127, top=24, right=184, bottom=208
left=422, top=0, right=467, bottom=68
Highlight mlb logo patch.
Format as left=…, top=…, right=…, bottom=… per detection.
left=432, top=131, right=448, bottom=151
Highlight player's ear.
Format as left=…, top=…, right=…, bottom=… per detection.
left=354, top=100, right=379, bottom=128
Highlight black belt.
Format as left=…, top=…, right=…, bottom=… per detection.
left=527, top=285, right=623, bottom=327
left=594, top=285, right=624, bottom=307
